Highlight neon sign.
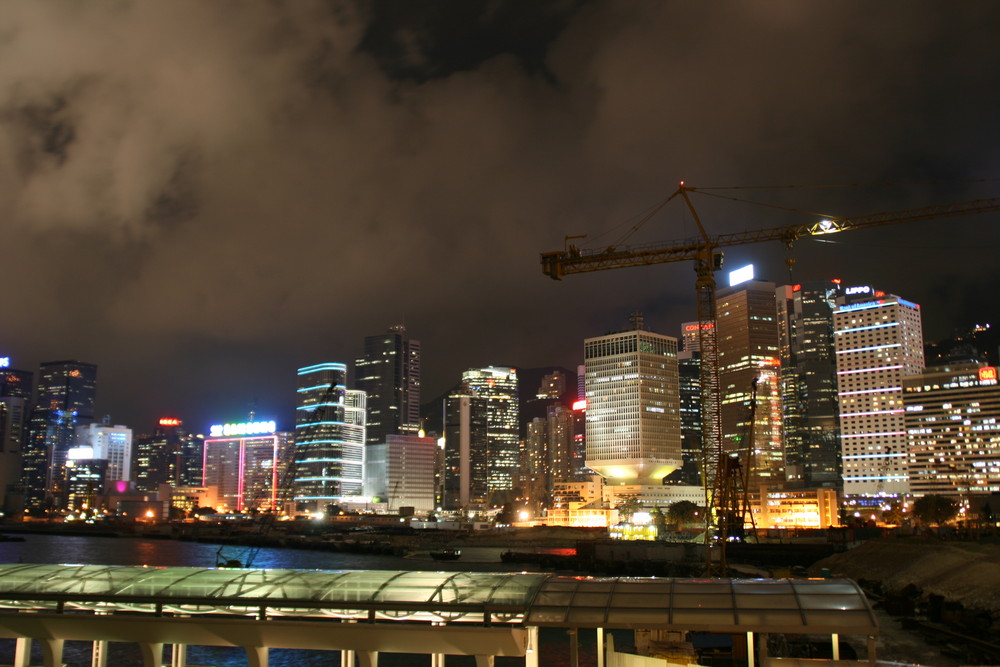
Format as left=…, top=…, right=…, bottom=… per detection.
left=0, top=357, right=8, bottom=368
left=845, top=285, right=871, bottom=296
left=209, top=420, right=277, bottom=438
left=979, top=367, right=997, bottom=383
left=159, top=418, right=181, bottom=427
left=683, top=323, right=714, bottom=332
left=572, top=400, right=587, bottom=411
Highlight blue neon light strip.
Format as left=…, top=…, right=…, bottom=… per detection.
left=297, top=363, right=347, bottom=375
left=297, top=384, right=346, bottom=393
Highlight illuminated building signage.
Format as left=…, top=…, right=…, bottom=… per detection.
left=573, top=400, right=587, bottom=411
left=0, top=357, right=9, bottom=368
left=209, top=420, right=277, bottom=438
left=979, top=366, right=997, bottom=383
left=845, top=285, right=871, bottom=296
left=683, top=323, right=714, bottom=332
left=159, top=418, right=181, bottom=427
left=728, top=264, right=754, bottom=287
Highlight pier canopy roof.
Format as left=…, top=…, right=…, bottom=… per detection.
left=0, top=564, right=877, bottom=636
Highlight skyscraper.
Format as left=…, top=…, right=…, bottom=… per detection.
left=23, top=360, right=97, bottom=509
left=442, top=386, right=488, bottom=510
left=776, top=280, right=845, bottom=488
left=353, top=326, right=421, bottom=445
left=715, top=278, right=784, bottom=484
left=834, top=293, right=924, bottom=499
left=584, top=322, right=681, bottom=504
left=0, top=365, right=32, bottom=511
left=293, top=363, right=366, bottom=511
left=461, top=366, right=519, bottom=503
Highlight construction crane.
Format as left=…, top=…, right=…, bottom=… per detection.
left=541, top=183, right=1000, bottom=565
left=712, top=375, right=760, bottom=572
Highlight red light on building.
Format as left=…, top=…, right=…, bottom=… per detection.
left=979, top=367, right=997, bottom=382
left=832, top=279, right=842, bottom=284
left=792, top=284, right=801, bottom=292
left=159, top=418, right=181, bottom=427
left=572, top=400, right=587, bottom=411
left=874, top=291, right=885, bottom=298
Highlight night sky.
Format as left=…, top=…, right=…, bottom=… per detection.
left=3, top=1, right=1000, bottom=433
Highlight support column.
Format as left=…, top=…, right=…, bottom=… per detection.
left=831, top=633, right=840, bottom=661
left=246, top=646, right=269, bottom=667
left=759, top=633, right=769, bottom=667
left=473, top=655, right=494, bottom=667
left=356, top=650, right=378, bottom=667
left=567, top=628, right=578, bottom=667
left=430, top=652, right=445, bottom=667
left=746, top=631, right=755, bottom=667
left=14, top=637, right=31, bottom=667
left=171, top=643, right=188, bottom=667
left=39, top=638, right=65, bottom=667
left=525, top=626, right=539, bottom=667
left=138, top=642, right=163, bottom=667
left=92, top=639, right=109, bottom=667
left=597, top=628, right=604, bottom=667
left=341, top=648, right=355, bottom=667
left=867, top=635, right=878, bottom=664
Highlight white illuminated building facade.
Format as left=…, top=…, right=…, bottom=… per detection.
left=904, top=363, right=1000, bottom=497
left=833, top=292, right=924, bottom=499
left=70, top=423, right=133, bottom=483
left=584, top=323, right=681, bottom=507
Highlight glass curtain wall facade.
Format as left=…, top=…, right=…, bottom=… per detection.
left=294, top=363, right=366, bottom=511
left=777, top=281, right=844, bottom=488
left=23, top=361, right=97, bottom=510
left=461, top=367, right=519, bottom=503
left=353, top=326, right=421, bottom=445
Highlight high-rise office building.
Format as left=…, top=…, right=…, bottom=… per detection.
left=442, top=386, right=489, bottom=510
left=715, top=278, right=784, bottom=483
left=364, top=433, right=437, bottom=513
left=904, top=363, right=1000, bottom=497
left=776, top=280, right=845, bottom=488
left=677, top=349, right=703, bottom=486
left=584, top=323, right=681, bottom=505
left=0, top=365, right=33, bottom=510
left=353, top=326, right=421, bottom=445
left=293, top=363, right=366, bottom=511
left=461, top=367, right=519, bottom=501
left=23, top=360, right=97, bottom=509
left=73, top=422, right=132, bottom=484
left=202, top=420, right=292, bottom=512
left=134, top=418, right=190, bottom=493
left=834, top=293, right=924, bottom=499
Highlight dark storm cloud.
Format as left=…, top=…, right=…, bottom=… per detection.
left=2, top=1, right=999, bottom=429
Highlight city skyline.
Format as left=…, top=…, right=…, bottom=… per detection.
left=3, top=3, right=1000, bottom=431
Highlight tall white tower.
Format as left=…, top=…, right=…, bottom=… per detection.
left=833, top=294, right=924, bottom=498
left=584, top=325, right=681, bottom=502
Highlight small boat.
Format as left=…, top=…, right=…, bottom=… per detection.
left=429, top=548, right=461, bottom=561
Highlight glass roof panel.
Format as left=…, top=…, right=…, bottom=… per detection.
left=0, top=566, right=876, bottom=635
